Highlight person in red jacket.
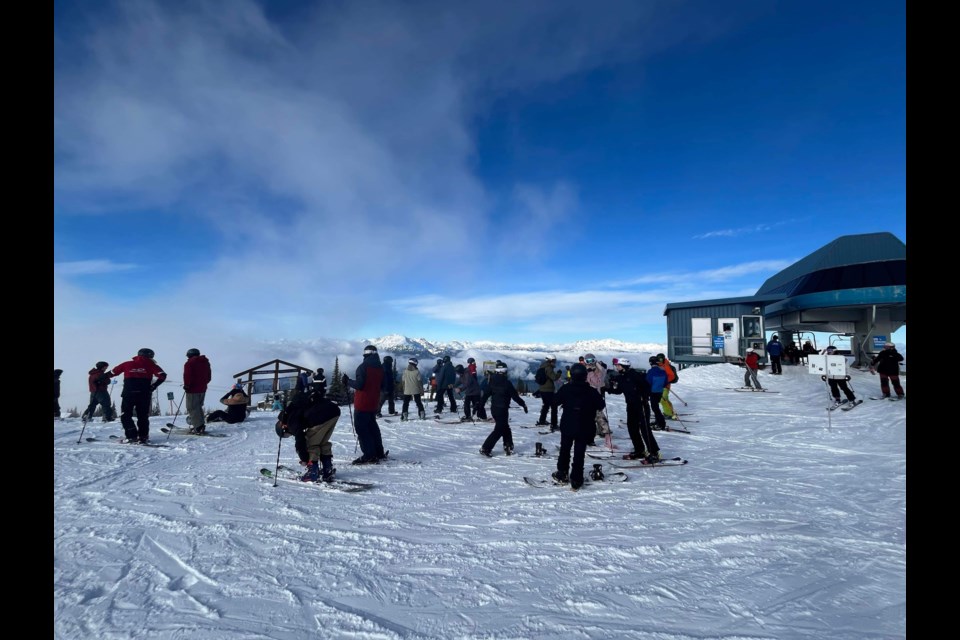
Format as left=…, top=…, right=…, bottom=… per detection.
left=111, top=348, right=167, bottom=443
left=82, top=361, right=115, bottom=422
left=741, top=348, right=763, bottom=390
left=342, top=345, right=387, bottom=465
left=183, top=348, right=212, bottom=434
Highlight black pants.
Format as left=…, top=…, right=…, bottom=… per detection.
left=481, top=407, right=514, bottom=451
left=436, top=388, right=457, bottom=413
left=538, top=391, right=557, bottom=427
left=120, top=392, right=151, bottom=441
left=84, top=390, right=115, bottom=421
left=401, top=394, right=425, bottom=414
left=463, top=395, right=484, bottom=419
left=770, top=355, right=783, bottom=374
left=556, top=430, right=590, bottom=484
left=626, top=400, right=660, bottom=456
left=354, top=411, right=385, bottom=460
left=828, top=379, right=856, bottom=402
left=378, top=391, right=396, bottom=415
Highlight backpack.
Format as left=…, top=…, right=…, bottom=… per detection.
left=666, top=362, right=679, bottom=383
left=535, top=367, right=547, bottom=385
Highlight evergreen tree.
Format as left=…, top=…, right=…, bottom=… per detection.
left=327, top=357, right=350, bottom=405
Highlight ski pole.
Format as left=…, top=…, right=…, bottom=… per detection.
left=77, top=412, right=90, bottom=444
left=272, top=432, right=282, bottom=487
left=347, top=389, right=358, bottom=454
left=164, top=391, right=186, bottom=441
left=669, top=387, right=688, bottom=406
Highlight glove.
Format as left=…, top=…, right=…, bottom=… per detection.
left=342, top=374, right=349, bottom=386
left=522, top=405, right=528, bottom=413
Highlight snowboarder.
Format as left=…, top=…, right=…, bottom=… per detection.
left=869, top=342, right=905, bottom=399
left=479, top=361, right=528, bottom=456
left=822, top=345, right=857, bottom=406
left=455, top=363, right=483, bottom=422
left=433, top=355, right=458, bottom=415
left=552, top=363, right=606, bottom=490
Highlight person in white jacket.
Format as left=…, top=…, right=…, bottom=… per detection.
left=400, top=358, right=426, bottom=421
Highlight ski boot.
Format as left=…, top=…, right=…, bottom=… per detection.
left=589, top=464, right=604, bottom=481
left=400, top=412, right=408, bottom=421
left=418, top=410, right=427, bottom=420
left=319, top=456, right=335, bottom=483
left=300, top=461, right=320, bottom=482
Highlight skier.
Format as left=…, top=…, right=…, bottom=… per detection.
left=479, top=361, right=528, bottom=457
left=607, top=357, right=661, bottom=463
left=82, top=361, right=116, bottom=422
left=111, top=348, right=168, bottom=444
left=552, top=363, right=606, bottom=490
left=534, top=355, right=562, bottom=430
left=343, top=345, right=387, bottom=464
left=400, top=358, right=426, bottom=420
left=54, top=369, right=63, bottom=419
left=183, top=348, right=212, bottom=434
left=433, top=355, right=458, bottom=415
left=741, top=348, right=763, bottom=390
left=645, top=357, right=669, bottom=432
left=869, top=342, right=905, bottom=399
left=656, top=353, right=678, bottom=419
left=583, top=354, right=611, bottom=448
left=822, top=345, right=857, bottom=406
left=377, top=356, right=398, bottom=418
left=312, top=369, right=327, bottom=397
left=277, top=383, right=341, bottom=482
left=766, top=336, right=784, bottom=374
left=455, top=363, right=483, bottom=422
left=206, top=383, right=249, bottom=424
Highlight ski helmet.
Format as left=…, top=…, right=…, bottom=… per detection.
left=467, top=357, right=476, bottom=364
left=656, top=353, right=665, bottom=361
left=186, top=348, right=200, bottom=358
left=495, top=363, right=508, bottom=374
left=96, top=361, right=109, bottom=369
left=618, top=358, right=631, bottom=367
left=746, top=348, right=755, bottom=353
left=408, top=358, right=419, bottom=366
left=363, top=345, right=378, bottom=356
left=275, top=421, right=290, bottom=439
left=584, top=353, right=596, bottom=364
left=138, top=348, right=155, bottom=359
left=649, top=356, right=659, bottom=365
left=54, top=369, right=63, bottom=377
left=455, top=364, right=464, bottom=373
left=570, top=363, right=588, bottom=382
left=545, top=354, right=556, bottom=362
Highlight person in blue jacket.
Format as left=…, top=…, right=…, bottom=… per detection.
left=645, top=356, right=669, bottom=433
left=766, top=335, right=784, bottom=375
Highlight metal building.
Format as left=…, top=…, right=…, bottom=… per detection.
left=664, top=232, right=906, bottom=368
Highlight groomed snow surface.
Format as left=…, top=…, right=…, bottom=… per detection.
left=54, top=362, right=906, bottom=639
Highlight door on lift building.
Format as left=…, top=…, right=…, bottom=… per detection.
left=691, top=318, right=713, bottom=355
left=742, top=314, right=765, bottom=356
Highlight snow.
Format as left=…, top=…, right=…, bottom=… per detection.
left=54, top=362, right=906, bottom=639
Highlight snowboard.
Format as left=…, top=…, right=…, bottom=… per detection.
left=523, top=471, right=628, bottom=489
left=161, top=427, right=228, bottom=438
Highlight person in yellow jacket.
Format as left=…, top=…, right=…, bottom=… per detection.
left=656, top=353, right=678, bottom=420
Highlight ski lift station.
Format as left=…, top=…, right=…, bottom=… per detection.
left=663, top=232, right=906, bottom=369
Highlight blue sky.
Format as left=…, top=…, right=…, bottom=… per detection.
left=54, top=0, right=905, bottom=364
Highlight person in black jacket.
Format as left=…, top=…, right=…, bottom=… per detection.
left=206, top=384, right=249, bottom=424
left=377, top=356, right=398, bottom=418
left=606, top=358, right=660, bottom=461
left=277, top=386, right=342, bottom=482
left=455, top=364, right=483, bottom=422
left=869, top=342, right=905, bottom=399
left=54, top=369, right=63, bottom=419
left=552, top=363, right=606, bottom=490
left=479, top=361, right=528, bottom=456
